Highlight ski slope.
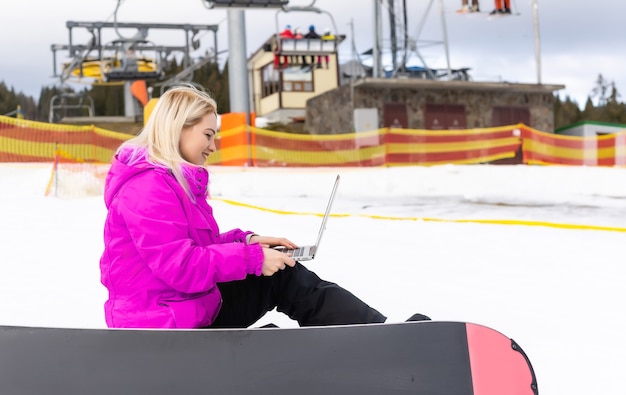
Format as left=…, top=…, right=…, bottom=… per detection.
left=1, top=163, right=625, bottom=395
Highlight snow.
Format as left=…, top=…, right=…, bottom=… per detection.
left=1, top=162, right=625, bottom=394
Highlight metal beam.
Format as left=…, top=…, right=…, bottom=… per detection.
left=66, top=21, right=218, bottom=32
left=204, top=0, right=288, bottom=8
left=58, top=21, right=220, bottom=77
left=372, top=0, right=382, bottom=78
left=227, top=10, right=250, bottom=115
left=226, top=9, right=252, bottom=165
left=51, top=44, right=189, bottom=53
left=532, top=0, right=542, bottom=84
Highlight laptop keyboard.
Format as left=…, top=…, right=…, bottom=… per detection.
left=286, top=247, right=305, bottom=257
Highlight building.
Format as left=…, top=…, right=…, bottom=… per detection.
left=555, top=120, right=626, bottom=137
left=305, top=79, right=565, bottom=134
left=247, top=33, right=345, bottom=125
left=247, top=34, right=565, bottom=136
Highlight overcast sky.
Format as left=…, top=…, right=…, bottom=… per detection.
left=1, top=0, right=622, bottom=107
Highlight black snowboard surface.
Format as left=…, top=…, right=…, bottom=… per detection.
left=0, top=321, right=536, bottom=395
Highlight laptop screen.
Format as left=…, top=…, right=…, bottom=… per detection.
left=313, top=174, right=340, bottom=250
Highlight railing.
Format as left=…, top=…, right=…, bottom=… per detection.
left=278, top=38, right=337, bottom=55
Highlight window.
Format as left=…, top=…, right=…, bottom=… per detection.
left=261, top=63, right=279, bottom=98
left=260, top=63, right=313, bottom=96
left=281, top=66, right=313, bottom=92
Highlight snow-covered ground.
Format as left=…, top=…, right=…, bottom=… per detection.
left=1, top=163, right=625, bottom=395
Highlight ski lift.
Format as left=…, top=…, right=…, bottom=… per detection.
left=62, top=57, right=109, bottom=81
left=101, top=39, right=164, bottom=82
left=49, top=0, right=221, bottom=123
left=49, top=92, right=95, bottom=123
left=272, top=2, right=344, bottom=71
left=202, top=0, right=289, bottom=8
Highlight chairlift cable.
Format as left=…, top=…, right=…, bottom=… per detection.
left=348, top=19, right=363, bottom=68
left=112, top=0, right=148, bottom=43
left=104, top=0, right=126, bottom=23
left=113, top=0, right=135, bottom=41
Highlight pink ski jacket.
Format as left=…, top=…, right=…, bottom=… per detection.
left=100, top=148, right=264, bottom=328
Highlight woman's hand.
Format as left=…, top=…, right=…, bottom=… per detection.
left=261, top=247, right=296, bottom=276
left=248, top=235, right=298, bottom=249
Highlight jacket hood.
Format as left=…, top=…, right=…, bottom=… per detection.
left=104, top=147, right=156, bottom=208
left=104, top=146, right=210, bottom=208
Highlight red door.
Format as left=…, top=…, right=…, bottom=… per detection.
left=383, top=103, right=408, bottom=129
left=424, top=104, right=466, bottom=129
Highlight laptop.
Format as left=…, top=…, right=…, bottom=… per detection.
left=273, top=174, right=340, bottom=261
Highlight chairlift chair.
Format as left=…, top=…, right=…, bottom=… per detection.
left=48, top=92, right=95, bottom=123
left=102, top=39, right=164, bottom=82
left=202, top=0, right=289, bottom=8
left=273, top=3, right=341, bottom=69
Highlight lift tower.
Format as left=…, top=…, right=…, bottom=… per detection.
left=202, top=0, right=289, bottom=118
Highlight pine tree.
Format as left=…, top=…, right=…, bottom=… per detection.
left=591, top=74, right=610, bottom=106
left=191, top=60, right=230, bottom=114
left=553, top=95, right=582, bottom=129
left=604, top=82, right=626, bottom=124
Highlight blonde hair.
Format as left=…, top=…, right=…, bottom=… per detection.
left=118, top=84, right=217, bottom=198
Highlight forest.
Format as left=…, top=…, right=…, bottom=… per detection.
left=0, top=58, right=229, bottom=124
left=1, top=63, right=625, bottom=131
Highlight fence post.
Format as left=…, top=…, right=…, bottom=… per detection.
left=54, top=142, right=59, bottom=198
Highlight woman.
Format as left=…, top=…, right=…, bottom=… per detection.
left=100, top=85, right=386, bottom=329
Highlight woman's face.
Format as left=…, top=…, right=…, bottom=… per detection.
left=179, top=112, right=218, bottom=166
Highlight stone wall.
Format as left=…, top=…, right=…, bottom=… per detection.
left=304, top=84, right=353, bottom=134
left=305, top=82, right=558, bottom=134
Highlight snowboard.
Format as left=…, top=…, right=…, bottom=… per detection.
left=0, top=321, right=537, bottom=395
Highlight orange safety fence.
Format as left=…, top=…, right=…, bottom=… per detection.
left=521, top=125, right=626, bottom=166
left=205, top=126, right=387, bottom=167
left=205, top=125, right=522, bottom=167
left=2, top=115, right=626, bottom=167
left=385, top=126, right=521, bottom=166
left=0, top=116, right=131, bottom=164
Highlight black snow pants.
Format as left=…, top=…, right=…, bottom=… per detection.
left=210, top=262, right=386, bottom=328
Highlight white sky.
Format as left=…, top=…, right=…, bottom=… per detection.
left=1, top=0, right=623, bottom=107
left=1, top=162, right=625, bottom=394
